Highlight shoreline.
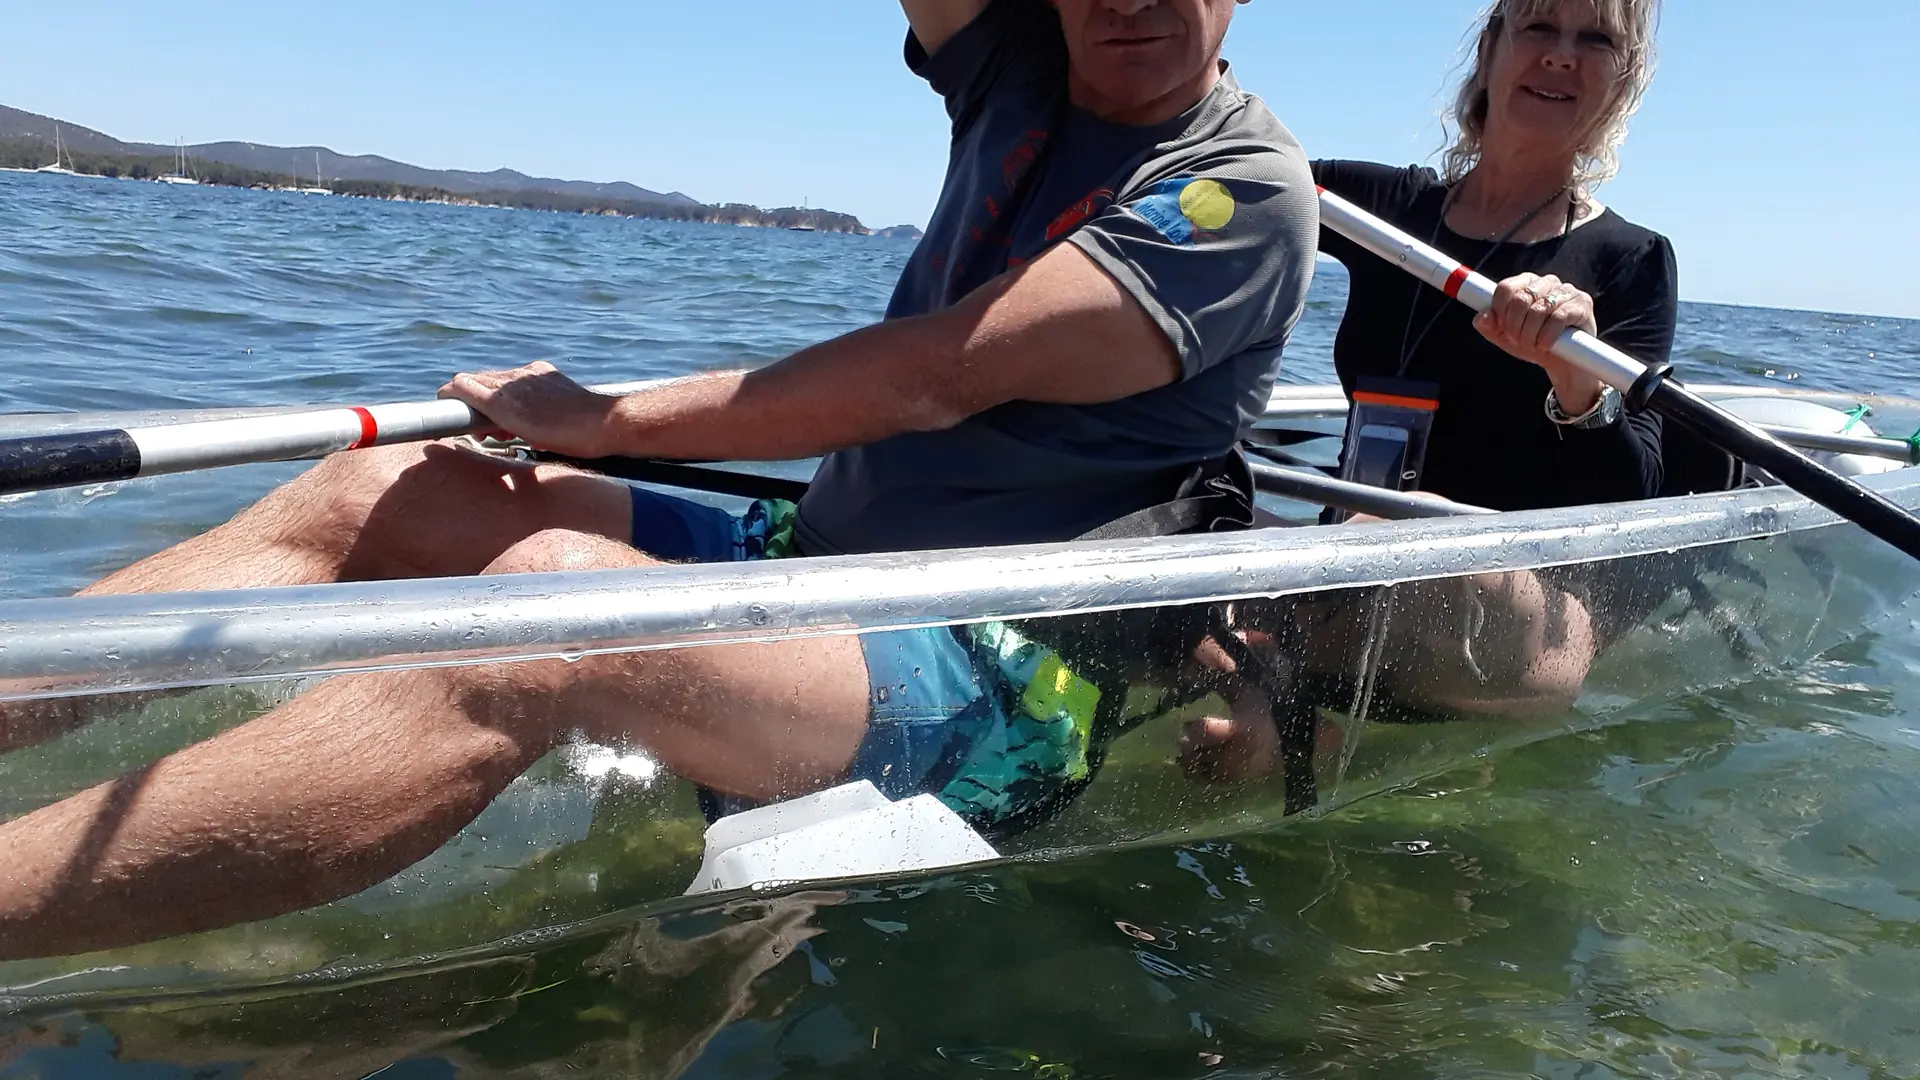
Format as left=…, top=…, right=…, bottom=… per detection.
left=0, top=166, right=884, bottom=235
left=0, top=138, right=881, bottom=235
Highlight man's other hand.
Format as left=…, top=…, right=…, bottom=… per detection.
left=439, top=362, right=621, bottom=459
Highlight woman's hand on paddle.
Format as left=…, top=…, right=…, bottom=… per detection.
left=440, top=362, right=621, bottom=458
left=1476, top=273, right=1607, bottom=415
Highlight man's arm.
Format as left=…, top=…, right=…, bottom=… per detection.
left=442, top=242, right=1181, bottom=462
left=899, top=0, right=991, bottom=56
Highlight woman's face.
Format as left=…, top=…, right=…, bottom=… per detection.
left=1481, top=0, right=1627, bottom=162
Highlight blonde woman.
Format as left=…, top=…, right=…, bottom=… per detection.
left=1314, top=0, right=1672, bottom=512
left=1183, top=0, right=1689, bottom=781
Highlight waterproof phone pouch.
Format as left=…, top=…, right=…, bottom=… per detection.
left=1337, top=377, right=1439, bottom=520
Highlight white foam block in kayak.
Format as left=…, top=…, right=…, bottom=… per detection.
left=686, top=781, right=1000, bottom=895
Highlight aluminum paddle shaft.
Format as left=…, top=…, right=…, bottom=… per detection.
left=1316, top=187, right=1920, bottom=562
left=0, top=399, right=488, bottom=496
left=0, top=380, right=670, bottom=497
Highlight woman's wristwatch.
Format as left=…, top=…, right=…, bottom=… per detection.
left=1544, top=384, right=1623, bottom=429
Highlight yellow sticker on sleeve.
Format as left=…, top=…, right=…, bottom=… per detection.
left=1178, top=178, right=1236, bottom=231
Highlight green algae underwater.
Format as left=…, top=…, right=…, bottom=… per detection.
left=9, top=633, right=1920, bottom=1079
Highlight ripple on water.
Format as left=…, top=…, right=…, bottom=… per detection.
left=401, top=319, right=483, bottom=338
left=145, top=305, right=255, bottom=325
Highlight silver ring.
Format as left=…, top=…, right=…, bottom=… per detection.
left=1543, top=289, right=1574, bottom=307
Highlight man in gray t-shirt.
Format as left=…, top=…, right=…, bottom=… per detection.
left=802, top=0, right=1317, bottom=554
left=0, top=0, right=1320, bottom=958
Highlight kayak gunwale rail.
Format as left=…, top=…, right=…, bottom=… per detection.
left=3, top=467, right=1917, bottom=703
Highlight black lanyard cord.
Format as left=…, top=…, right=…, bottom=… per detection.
left=1392, top=182, right=1577, bottom=379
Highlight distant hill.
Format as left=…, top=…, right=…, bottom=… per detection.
left=0, top=104, right=783, bottom=218
left=0, top=106, right=125, bottom=153
left=875, top=224, right=925, bottom=240
left=185, top=141, right=703, bottom=206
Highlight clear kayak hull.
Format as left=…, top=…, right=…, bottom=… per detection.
left=3, top=471, right=1917, bottom=1011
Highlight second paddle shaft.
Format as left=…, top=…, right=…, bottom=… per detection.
left=1315, top=187, right=1920, bottom=562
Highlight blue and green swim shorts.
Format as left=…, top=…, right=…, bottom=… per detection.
left=629, top=485, right=1104, bottom=829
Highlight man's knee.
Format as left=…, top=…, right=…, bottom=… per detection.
left=436, top=531, right=654, bottom=729
left=483, top=528, right=651, bottom=576
left=264, top=443, right=434, bottom=555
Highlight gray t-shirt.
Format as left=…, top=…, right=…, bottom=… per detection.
left=794, top=0, right=1317, bottom=555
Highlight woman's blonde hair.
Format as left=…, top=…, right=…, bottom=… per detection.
left=1441, top=0, right=1662, bottom=187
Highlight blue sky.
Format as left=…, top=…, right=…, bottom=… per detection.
left=5, top=1, right=1917, bottom=317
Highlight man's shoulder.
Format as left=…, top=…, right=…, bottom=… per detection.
left=1059, top=76, right=1320, bottom=378
left=1114, top=86, right=1315, bottom=254
left=1138, top=79, right=1312, bottom=194
left=1215, top=83, right=1306, bottom=153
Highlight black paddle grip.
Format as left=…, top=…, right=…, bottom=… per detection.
left=0, top=430, right=142, bottom=497
left=537, top=454, right=810, bottom=502
left=1648, top=381, right=1920, bottom=561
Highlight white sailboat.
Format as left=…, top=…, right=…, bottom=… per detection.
left=35, top=125, right=78, bottom=176
left=297, top=151, right=332, bottom=195
left=157, top=138, right=200, bottom=185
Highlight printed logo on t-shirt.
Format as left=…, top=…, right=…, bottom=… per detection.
left=1130, top=177, right=1237, bottom=245
left=1045, top=188, right=1116, bottom=241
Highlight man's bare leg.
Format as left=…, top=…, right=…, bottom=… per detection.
left=82, top=441, right=634, bottom=595
left=1, top=443, right=634, bottom=754
left=0, top=530, right=871, bottom=960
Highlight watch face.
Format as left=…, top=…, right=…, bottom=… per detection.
left=1583, top=388, right=1623, bottom=428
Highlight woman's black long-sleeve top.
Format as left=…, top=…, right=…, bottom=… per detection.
left=1313, top=160, right=1679, bottom=511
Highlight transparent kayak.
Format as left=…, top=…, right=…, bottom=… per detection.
left=1, top=393, right=1917, bottom=1012
left=2, top=476, right=1917, bottom=1011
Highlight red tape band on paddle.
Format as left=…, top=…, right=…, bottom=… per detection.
left=1442, top=266, right=1470, bottom=299
left=349, top=407, right=378, bottom=450
left=1353, top=390, right=1440, bottom=412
